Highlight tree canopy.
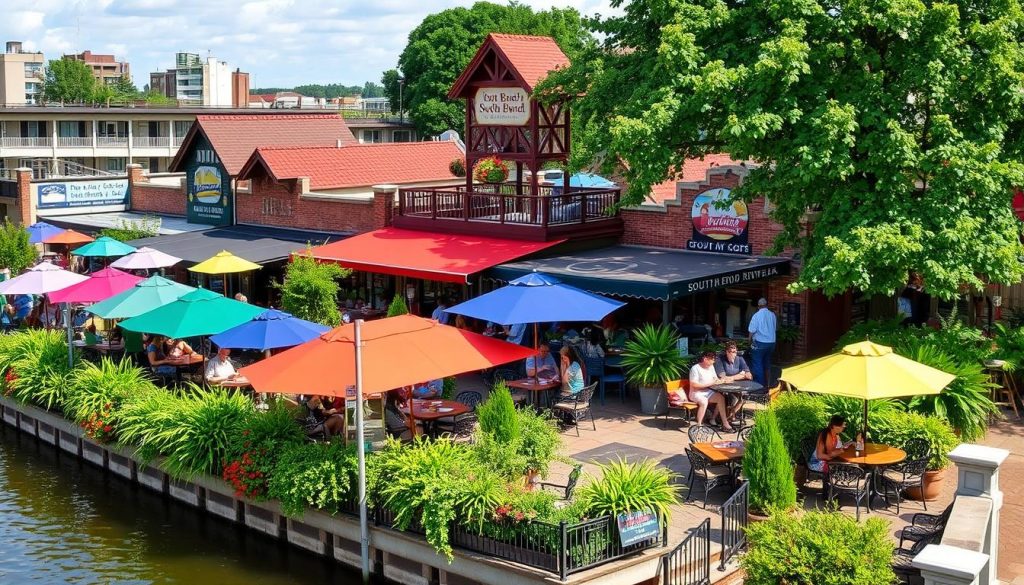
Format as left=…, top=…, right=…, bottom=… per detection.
left=251, top=83, right=378, bottom=99
left=0, top=219, right=36, bottom=276
left=276, top=250, right=349, bottom=327
left=539, top=0, right=1024, bottom=299
left=42, top=59, right=97, bottom=103
left=383, top=1, right=593, bottom=136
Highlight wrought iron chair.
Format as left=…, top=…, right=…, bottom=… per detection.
left=880, top=437, right=932, bottom=513
left=492, top=367, right=527, bottom=406
left=826, top=463, right=872, bottom=521
left=898, top=503, right=953, bottom=549
left=892, top=529, right=942, bottom=584
left=736, top=426, right=754, bottom=442
left=684, top=447, right=734, bottom=509
left=551, top=382, right=597, bottom=436
left=454, top=390, right=483, bottom=411
left=538, top=464, right=583, bottom=502
left=799, top=435, right=826, bottom=489
left=687, top=424, right=721, bottom=444
left=440, top=413, right=477, bottom=443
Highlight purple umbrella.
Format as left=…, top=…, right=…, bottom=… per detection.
left=26, top=222, right=64, bottom=244
left=0, top=262, right=89, bottom=295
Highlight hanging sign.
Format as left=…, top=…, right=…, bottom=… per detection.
left=474, top=87, right=530, bottom=126
left=185, top=133, right=233, bottom=226
left=35, top=179, right=128, bottom=209
left=687, top=188, right=751, bottom=255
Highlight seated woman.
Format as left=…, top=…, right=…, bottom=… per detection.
left=384, top=389, right=414, bottom=440
left=163, top=338, right=202, bottom=363
left=688, top=351, right=734, bottom=432
left=410, top=379, right=442, bottom=399
left=808, top=415, right=848, bottom=473
left=146, top=335, right=177, bottom=376
left=301, top=395, right=345, bottom=439
left=559, top=345, right=586, bottom=397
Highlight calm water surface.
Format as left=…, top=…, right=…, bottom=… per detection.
left=0, top=424, right=383, bottom=584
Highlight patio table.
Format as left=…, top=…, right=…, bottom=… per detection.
left=402, top=399, right=470, bottom=437
left=506, top=377, right=560, bottom=409
left=692, top=440, right=745, bottom=465
left=835, top=442, right=906, bottom=511
left=72, top=340, right=125, bottom=355
left=214, top=376, right=251, bottom=390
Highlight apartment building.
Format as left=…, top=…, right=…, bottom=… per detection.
left=0, top=42, right=45, bottom=106
left=63, top=50, right=129, bottom=85
left=149, top=52, right=248, bottom=107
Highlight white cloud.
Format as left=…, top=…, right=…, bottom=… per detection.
left=0, top=0, right=620, bottom=87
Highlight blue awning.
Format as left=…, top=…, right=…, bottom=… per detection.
left=487, top=245, right=791, bottom=301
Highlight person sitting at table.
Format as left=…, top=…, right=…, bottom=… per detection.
left=146, top=335, right=177, bottom=376
left=559, top=345, right=586, bottom=397
left=205, top=347, right=238, bottom=383
left=715, top=341, right=752, bottom=419
left=302, top=395, right=344, bottom=439
left=526, top=342, right=559, bottom=381
left=84, top=324, right=100, bottom=346
left=384, top=390, right=414, bottom=440
left=579, top=327, right=605, bottom=359
left=505, top=322, right=528, bottom=346
left=454, top=314, right=471, bottom=331
left=688, top=350, right=734, bottom=432
left=106, top=327, right=123, bottom=344
left=411, top=379, right=443, bottom=399
left=164, top=337, right=198, bottom=362
left=808, top=415, right=848, bottom=473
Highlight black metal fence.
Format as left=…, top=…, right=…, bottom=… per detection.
left=663, top=518, right=711, bottom=585
left=719, top=481, right=748, bottom=570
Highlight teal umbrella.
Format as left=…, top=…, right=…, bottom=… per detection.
left=86, top=275, right=195, bottom=320
left=118, top=288, right=264, bottom=338
left=72, top=236, right=137, bottom=258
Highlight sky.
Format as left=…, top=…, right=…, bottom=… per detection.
left=1, top=0, right=619, bottom=89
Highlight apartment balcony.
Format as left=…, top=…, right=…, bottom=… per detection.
left=57, top=137, right=93, bottom=147
left=172, top=136, right=186, bottom=147
left=0, top=137, right=51, bottom=148
left=97, top=136, right=128, bottom=147
left=133, top=136, right=171, bottom=148
left=394, top=184, right=623, bottom=242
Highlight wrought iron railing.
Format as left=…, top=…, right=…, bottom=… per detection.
left=663, top=518, right=711, bottom=585
left=719, top=481, right=748, bottom=570
left=398, top=185, right=620, bottom=227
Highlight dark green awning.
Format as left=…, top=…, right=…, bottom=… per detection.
left=487, top=245, right=791, bottom=301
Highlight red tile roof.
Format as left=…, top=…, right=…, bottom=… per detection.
left=238, top=141, right=464, bottom=190
left=449, top=33, right=570, bottom=97
left=169, top=113, right=357, bottom=175
left=647, top=155, right=748, bottom=203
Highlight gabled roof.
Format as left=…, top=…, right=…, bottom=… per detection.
left=449, top=33, right=570, bottom=98
left=168, top=113, right=358, bottom=175
left=237, top=141, right=464, bottom=191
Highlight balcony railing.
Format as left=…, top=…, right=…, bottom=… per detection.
left=172, top=136, right=186, bottom=147
left=97, top=136, right=128, bottom=147
left=133, top=136, right=171, bottom=148
left=57, top=136, right=92, bottom=147
left=0, top=137, right=51, bottom=148
left=396, top=184, right=623, bottom=241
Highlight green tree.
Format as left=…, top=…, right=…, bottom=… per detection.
left=540, top=0, right=1024, bottom=299
left=385, top=2, right=593, bottom=136
left=361, top=81, right=383, bottom=99
left=386, top=293, right=409, bottom=317
left=143, top=91, right=175, bottom=106
left=275, top=250, right=349, bottom=326
left=42, top=59, right=97, bottom=103
left=0, top=219, right=36, bottom=275
left=111, top=76, right=139, bottom=100
left=742, top=409, right=797, bottom=513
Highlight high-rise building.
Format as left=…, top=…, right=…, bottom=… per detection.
left=150, top=52, right=244, bottom=107
left=63, top=50, right=130, bottom=85
left=0, top=41, right=46, bottom=106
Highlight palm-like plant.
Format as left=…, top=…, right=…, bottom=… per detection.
left=65, top=358, right=157, bottom=425
left=3, top=329, right=78, bottom=410
left=577, top=458, right=679, bottom=522
left=903, top=341, right=996, bottom=442
left=620, top=324, right=687, bottom=388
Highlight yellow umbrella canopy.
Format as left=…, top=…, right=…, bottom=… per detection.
left=780, top=341, right=955, bottom=438
left=187, top=250, right=262, bottom=274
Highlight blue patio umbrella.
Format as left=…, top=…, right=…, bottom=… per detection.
left=446, top=272, right=625, bottom=327
left=569, top=173, right=616, bottom=188
left=26, top=222, right=64, bottom=244
left=210, top=309, right=330, bottom=351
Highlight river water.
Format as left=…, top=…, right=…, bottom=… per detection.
left=0, top=424, right=380, bottom=584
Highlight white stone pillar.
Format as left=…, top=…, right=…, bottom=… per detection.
left=949, top=444, right=1009, bottom=585
left=914, top=545, right=988, bottom=585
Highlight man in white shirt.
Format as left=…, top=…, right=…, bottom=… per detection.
left=431, top=297, right=450, bottom=325
left=747, top=298, right=778, bottom=386
left=205, top=347, right=238, bottom=383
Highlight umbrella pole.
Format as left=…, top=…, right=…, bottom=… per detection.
left=863, top=399, right=869, bottom=441
left=355, top=318, right=370, bottom=583
left=64, top=303, right=73, bottom=368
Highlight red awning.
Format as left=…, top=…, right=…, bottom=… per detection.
left=307, top=227, right=562, bottom=283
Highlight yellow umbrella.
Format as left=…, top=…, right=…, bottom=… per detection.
left=780, top=341, right=955, bottom=438
left=188, top=250, right=261, bottom=297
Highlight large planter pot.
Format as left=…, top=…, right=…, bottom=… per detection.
left=639, top=386, right=667, bottom=415
left=747, top=509, right=771, bottom=524
left=905, top=467, right=947, bottom=501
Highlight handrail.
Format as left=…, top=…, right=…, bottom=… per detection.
left=719, top=481, right=748, bottom=570
left=397, top=185, right=621, bottom=228
left=663, top=517, right=711, bottom=585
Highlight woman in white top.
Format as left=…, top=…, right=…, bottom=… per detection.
left=688, top=351, right=734, bottom=431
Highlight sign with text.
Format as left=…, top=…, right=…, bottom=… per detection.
left=474, top=87, right=530, bottom=126
left=616, top=509, right=660, bottom=547
left=185, top=133, right=233, bottom=226
left=687, top=188, right=751, bottom=255
left=35, top=179, right=128, bottom=209
left=685, top=264, right=783, bottom=294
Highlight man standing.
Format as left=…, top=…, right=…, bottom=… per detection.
left=747, top=298, right=777, bottom=386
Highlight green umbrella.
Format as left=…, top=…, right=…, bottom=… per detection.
left=86, top=275, right=196, bottom=320
left=118, top=288, right=264, bottom=338
left=72, top=236, right=137, bottom=258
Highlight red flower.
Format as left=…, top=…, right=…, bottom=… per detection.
left=103, top=425, right=112, bottom=433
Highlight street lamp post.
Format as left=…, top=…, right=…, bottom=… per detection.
left=398, top=77, right=405, bottom=123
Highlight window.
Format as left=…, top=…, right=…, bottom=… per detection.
left=393, top=130, right=412, bottom=143
left=361, top=130, right=383, bottom=144
left=58, top=121, right=85, bottom=138
left=149, top=158, right=161, bottom=173
left=23, top=62, right=42, bottom=78
left=21, top=121, right=44, bottom=137
left=174, top=121, right=191, bottom=137
left=105, top=158, right=127, bottom=172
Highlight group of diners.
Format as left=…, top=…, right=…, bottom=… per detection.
left=673, top=340, right=764, bottom=433
left=144, top=335, right=244, bottom=385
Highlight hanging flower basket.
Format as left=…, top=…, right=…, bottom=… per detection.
left=473, top=156, right=509, bottom=184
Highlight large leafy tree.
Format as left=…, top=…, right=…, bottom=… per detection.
left=42, top=59, right=97, bottom=103
left=275, top=250, right=349, bottom=326
left=383, top=1, right=592, bottom=136
left=0, top=219, right=36, bottom=275
left=539, top=0, right=1024, bottom=299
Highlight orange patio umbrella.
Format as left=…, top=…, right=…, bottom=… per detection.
left=43, top=229, right=94, bottom=245
left=240, top=314, right=535, bottom=580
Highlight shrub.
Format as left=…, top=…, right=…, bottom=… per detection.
left=904, top=340, right=996, bottom=442
left=160, top=386, right=253, bottom=478
left=577, top=458, right=679, bottom=523
left=3, top=329, right=78, bottom=410
left=477, top=381, right=520, bottom=445
left=742, top=510, right=896, bottom=585
left=621, top=324, right=687, bottom=387
left=770, top=392, right=828, bottom=462
left=386, top=293, right=409, bottom=317
left=0, top=218, right=37, bottom=275
left=275, top=249, right=348, bottom=326
left=871, top=409, right=958, bottom=471
left=743, top=410, right=797, bottom=512
left=223, top=402, right=306, bottom=500
left=516, top=408, right=562, bottom=478
left=268, top=439, right=358, bottom=516
left=115, top=387, right=184, bottom=462
left=65, top=358, right=158, bottom=442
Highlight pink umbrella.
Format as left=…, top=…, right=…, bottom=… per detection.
left=111, top=246, right=182, bottom=270
left=0, top=262, right=89, bottom=295
left=48, top=267, right=144, bottom=304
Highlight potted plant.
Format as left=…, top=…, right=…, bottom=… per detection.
left=449, top=158, right=467, bottom=177
left=473, top=156, right=509, bottom=185
left=576, top=458, right=680, bottom=538
left=776, top=324, right=800, bottom=364
left=742, top=409, right=797, bottom=520
left=621, top=324, right=687, bottom=415
left=870, top=409, right=957, bottom=501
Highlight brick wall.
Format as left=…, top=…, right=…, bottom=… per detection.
left=621, top=167, right=812, bottom=360
left=234, top=176, right=389, bottom=234
left=128, top=165, right=187, bottom=216
left=15, top=168, right=33, bottom=225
